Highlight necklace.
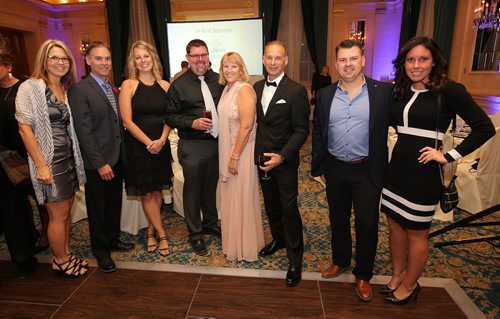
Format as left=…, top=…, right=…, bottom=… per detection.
left=2, top=85, right=13, bottom=102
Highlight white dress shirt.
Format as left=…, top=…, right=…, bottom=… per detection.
left=261, top=72, right=285, bottom=115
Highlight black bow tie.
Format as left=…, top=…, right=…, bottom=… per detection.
left=266, top=81, right=277, bottom=87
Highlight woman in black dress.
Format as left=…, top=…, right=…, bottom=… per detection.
left=310, top=65, right=332, bottom=104
left=0, top=53, right=41, bottom=278
left=0, top=53, right=50, bottom=258
left=380, top=37, right=495, bottom=304
left=119, top=41, right=173, bottom=257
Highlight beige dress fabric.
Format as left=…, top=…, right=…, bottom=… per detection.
left=218, top=81, right=264, bottom=262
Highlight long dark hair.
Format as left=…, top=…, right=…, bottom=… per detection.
left=393, top=37, right=448, bottom=101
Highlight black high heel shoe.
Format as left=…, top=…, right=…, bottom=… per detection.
left=158, top=236, right=170, bottom=257
left=52, top=257, right=87, bottom=278
left=146, top=233, right=159, bottom=253
left=379, top=284, right=397, bottom=295
left=384, top=283, right=421, bottom=305
left=68, top=252, right=89, bottom=268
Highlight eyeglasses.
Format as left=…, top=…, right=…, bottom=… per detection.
left=188, top=53, right=209, bottom=59
left=47, top=56, right=71, bottom=64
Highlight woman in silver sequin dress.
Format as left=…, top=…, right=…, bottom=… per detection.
left=16, top=40, right=87, bottom=278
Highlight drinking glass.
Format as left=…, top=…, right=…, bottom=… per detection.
left=259, top=153, right=271, bottom=180
left=202, top=109, right=212, bottom=133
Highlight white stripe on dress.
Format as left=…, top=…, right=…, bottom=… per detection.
left=381, top=199, right=435, bottom=223
left=402, top=91, right=420, bottom=127
left=447, top=149, right=462, bottom=161
left=397, top=126, right=445, bottom=140
left=382, top=188, right=436, bottom=211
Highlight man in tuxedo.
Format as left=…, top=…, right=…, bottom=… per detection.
left=165, top=39, right=224, bottom=256
left=254, top=40, right=310, bottom=286
left=69, top=41, right=134, bottom=273
left=311, top=39, right=392, bottom=301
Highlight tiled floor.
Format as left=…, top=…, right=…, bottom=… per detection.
left=0, top=257, right=482, bottom=319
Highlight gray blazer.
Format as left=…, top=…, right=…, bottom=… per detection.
left=68, top=75, right=125, bottom=170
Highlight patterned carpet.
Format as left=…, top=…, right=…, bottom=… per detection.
left=1, top=135, right=498, bottom=318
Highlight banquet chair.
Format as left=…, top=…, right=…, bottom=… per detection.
left=455, top=113, right=500, bottom=214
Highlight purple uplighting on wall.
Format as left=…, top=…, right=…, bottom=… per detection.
left=370, top=4, right=403, bottom=83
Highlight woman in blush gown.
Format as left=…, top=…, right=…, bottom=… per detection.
left=217, top=52, right=264, bottom=262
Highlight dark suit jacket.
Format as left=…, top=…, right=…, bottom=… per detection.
left=254, top=74, right=310, bottom=166
left=69, top=75, right=125, bottom=170
left=311, top=77, right=393, bottom=190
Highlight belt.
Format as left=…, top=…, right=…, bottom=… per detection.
left=330, top=155, right=369, bottom=165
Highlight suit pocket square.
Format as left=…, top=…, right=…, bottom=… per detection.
left=276, top=99, right=287, bottom=104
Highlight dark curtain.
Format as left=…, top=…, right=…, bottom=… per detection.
left=105, top=0, right=130, bottom=87
left=433, top=0, right=458, bottom=62
left=399, top=0, right=421, bottom=49
left=259, top=0, right=282, bottom=45
left=301, top=0, right=328, bottom=74
left=146, top=0, right=171, bottom=80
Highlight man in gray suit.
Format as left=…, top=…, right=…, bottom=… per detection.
left=69, top=42, right=133, bottom=273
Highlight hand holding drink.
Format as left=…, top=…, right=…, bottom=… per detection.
left=202, top=109, right=212, bottom=133
left=259, top=153, right=271, bottom=180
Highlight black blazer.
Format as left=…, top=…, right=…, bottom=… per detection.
left=311, top=77, right=393, bottom=189
left=69, top=75, right=125, bottom=170
left=253, top=74, right=310, bottom=166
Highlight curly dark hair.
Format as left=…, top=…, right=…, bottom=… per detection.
left=393, top=37, right=448, bottom=101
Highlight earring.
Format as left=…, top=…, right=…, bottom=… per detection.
left=8, top=72, right=12, bottom=79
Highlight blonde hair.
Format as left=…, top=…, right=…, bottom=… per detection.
left=126, top=40, right=163, bottom=81
left=31, top=39, right=76, bottom=90
left=218, top=52, right=250, bottom=85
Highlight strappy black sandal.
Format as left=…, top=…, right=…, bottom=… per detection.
left=146, top=233, right=159, bottom=253
left=52, top=257, right=87, bottom=278
left=158, top=236, right=170, bottom=257
left=68, top=252, right=88, bottom=268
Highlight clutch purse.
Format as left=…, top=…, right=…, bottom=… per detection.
left=0, top=148, right=31, bottom=187
left=440, top=175, right=459, bottom=213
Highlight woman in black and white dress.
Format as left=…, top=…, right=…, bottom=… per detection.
left=380, top=37, right=495, bottom=304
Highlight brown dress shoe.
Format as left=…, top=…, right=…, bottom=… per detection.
left=355, top=279, right=372, bottom=302
left=321, top=264, right=348, bottom=278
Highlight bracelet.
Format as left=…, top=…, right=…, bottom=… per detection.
left=231, top=154, right=240, bottom=160
left=160, top=139, right=165, bottom=146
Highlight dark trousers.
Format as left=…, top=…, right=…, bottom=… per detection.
left=259, top=161, right=304, bottom=268
left=0, top=168, right=36, bottom=264
left=84, top=163, right=123, bottom=259
left=324, top=154, right=380, bottom=281
left=178, top=139, right=219, bottom=241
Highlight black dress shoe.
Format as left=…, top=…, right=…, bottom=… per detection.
left=190, top=239, right=209, bottom=256
left=379, top=284, right=397, bottom=295
left=384, top=283, right=421, bottom=305
left=202, top=226, right=221, bottom=237
left=96, top=256, right=116, bottom=273
left=110, top=240, right=135, bottom=252
left=17, top=257, right=38, bottom=279
left=259, top=240, right=285, bottom=257
left=286, top=266, right=302, bottom=286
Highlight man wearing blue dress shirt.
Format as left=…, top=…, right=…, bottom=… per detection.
left=311, top=39, right=392, bottom=301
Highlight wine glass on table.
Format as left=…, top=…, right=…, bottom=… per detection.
left=202, top=108, right=212, bottom=133
left=259, top=153, right=271, bottom=181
